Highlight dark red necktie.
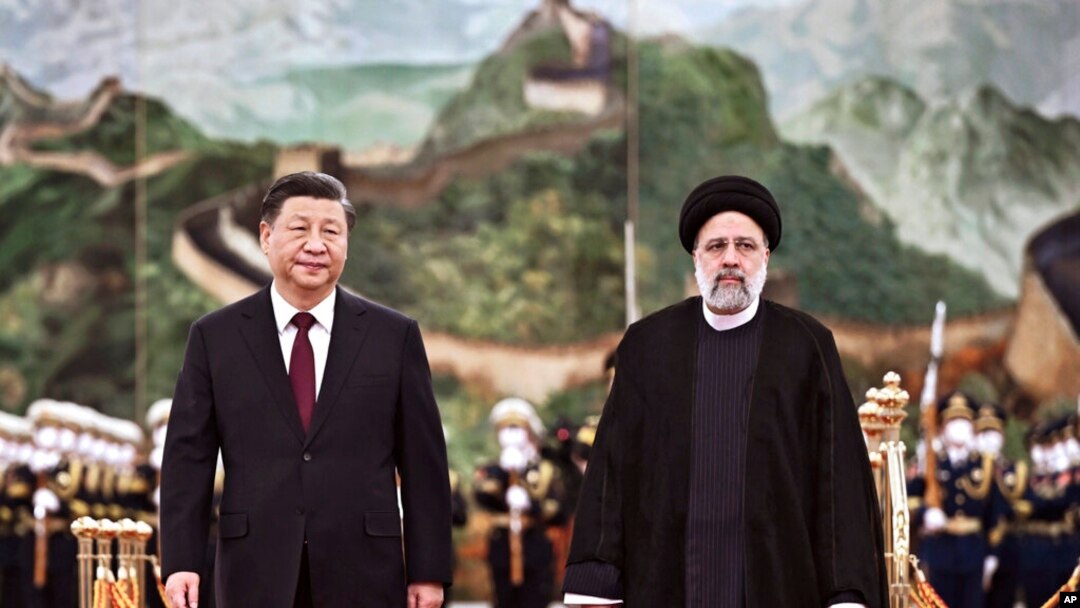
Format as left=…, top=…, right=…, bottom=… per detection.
left=289, top=312, right=317, bottom=433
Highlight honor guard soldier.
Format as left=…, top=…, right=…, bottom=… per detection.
left=569, top=415, right=598, bottom=478
left=1017, top=420, right=1074, bottom=604
left=441, top=426, right=467, bottom=531
left=69, top=408, right=107, bottom=524
left=25, top=400, right=83, bottom=608
left=147, top=398, right=206, bottom=608
left=0, top=411, right=34, bottom=607
left=111, top=419, right=154, bottom=524
left=975, top=403, right=1025, bottom=608
left=909, top=390, right=1004, bottom=608
left=145, top=399, right=175, bottom=608
left=1066, top=415, right=1080, bottom=589
left=145, top=399, right=171, bottom=520
left=545, top=414, right=600, bottom=591
left=110, top=417, right=164, bottom=608
left=1047, top=418, right=1080, bottom=594
left=474, top=398, right=568, bottom=608
left=543, top=415, right=578, bottom=591
left=442, top=426, right=469, bottom=606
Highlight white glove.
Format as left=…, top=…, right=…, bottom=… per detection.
left=33, top=488, right=60, bottom=513
left=505, top=485, right=531, bottom=511
left=923, top=507, right=947, bottom=533
left=500, top=447, right=528, bottom=473
left=982, top=555, right=999, bottom=591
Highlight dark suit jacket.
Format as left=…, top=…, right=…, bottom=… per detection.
left=565, top=297, right=887, bottom=607
left=161, top=286, right=452, bottom=607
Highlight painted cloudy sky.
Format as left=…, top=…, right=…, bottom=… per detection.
left=0, top=0, right=795, bottom=97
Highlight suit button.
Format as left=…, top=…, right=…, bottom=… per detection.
left=303, top=452, right=312, bottom=462
left=296, top=507, right=305, bottom=515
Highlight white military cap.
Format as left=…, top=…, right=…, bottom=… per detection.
left=145, top=399, right=172, bottom=430
left=112, top=419, right=144, bottom=445
left=489, top=397, right=544, bottom=437
left=27, top=399, right=66, bottom=427
left=0, top=410, right=30, bottom=439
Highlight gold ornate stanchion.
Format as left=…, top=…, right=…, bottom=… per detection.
left=117, top=519, right=139, bottom=607
left=95, top=519, right=119, bottom=608
left=860, top=373, right=952, bottom=607
left=74, top=518, right=158, bottom=608
left=133, top=521, right=154, bottom=608
left=859, top=372, right=913, bottom=608
left=71, top=517, right=99, bottom=608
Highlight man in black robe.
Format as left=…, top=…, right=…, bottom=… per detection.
left=562, top=175, right=887, bottom=607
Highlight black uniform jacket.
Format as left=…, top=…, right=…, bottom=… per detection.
left=567, top=297, right=887, bottom=607
left=160, top=286, right=452, bottom=607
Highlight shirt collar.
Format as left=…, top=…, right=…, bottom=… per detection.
left=701, top=296, right=760, bottom=332
left=269, top=281, right=336, bottom=334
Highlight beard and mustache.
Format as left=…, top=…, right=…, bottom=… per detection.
left=694, top=262, right=768, bottom=314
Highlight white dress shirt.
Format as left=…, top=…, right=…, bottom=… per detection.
left=269, top=281, right=335, bottom=399
left=564, top=297, right=866, bottom=608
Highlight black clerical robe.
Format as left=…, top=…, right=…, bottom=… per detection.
left=565, top=297, right=886, bottom=607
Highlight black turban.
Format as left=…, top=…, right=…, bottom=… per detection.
left=678, top=175, right=782, bottom=253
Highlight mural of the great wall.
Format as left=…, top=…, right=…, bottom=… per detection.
left=2, top=0, right=1078, bottom=598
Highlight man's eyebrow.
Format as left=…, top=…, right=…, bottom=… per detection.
left=704, top=235, right=760, bottom=243
left=286, top=213, right=343, bottom=224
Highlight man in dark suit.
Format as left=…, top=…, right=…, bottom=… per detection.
left=160, top=171, right=452, bottom=608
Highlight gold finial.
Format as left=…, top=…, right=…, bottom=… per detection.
left=134, top=521, right=154, bottom=542
left=859, top=388, right=883, bottom=436
left=96, top=519, right=119, bottom=540
left=70, top=516, right=99, bottom=539
left=869, top=372, right=909, bottom=436
left=118, top=518, right=139, bottom=539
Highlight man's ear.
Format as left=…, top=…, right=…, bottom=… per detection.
left=259, top=221, right=271, bottom=253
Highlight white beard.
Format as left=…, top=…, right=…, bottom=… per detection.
left=695, top=261, right=768, bottom=314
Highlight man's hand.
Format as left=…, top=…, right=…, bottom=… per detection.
left=165, top=571, right=200, bottom=608
left=505, top=485, right=531, bottom=511
left=407, top=581, right=443, bottom=608
left=982, top=555, right=999, bottom=590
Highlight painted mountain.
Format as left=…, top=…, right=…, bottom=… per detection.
left=784, top=77, right=1080, bottom=297
left=0, top=0, right=489, bottom=150
left=697, top=0, right=1080, bottom=120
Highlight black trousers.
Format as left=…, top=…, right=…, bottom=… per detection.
left=488, top=528, right=553, bottom=608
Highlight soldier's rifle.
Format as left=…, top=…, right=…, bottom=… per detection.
left=507, top=469, right=525, bottom=586
left=33, top=471, right=49, bottom=588
left=919, top=301, right=946, bottom=510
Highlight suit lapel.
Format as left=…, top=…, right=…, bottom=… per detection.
left=304, top=287, right=370, bottom=447
left=237, top=286, right=306, bottom=445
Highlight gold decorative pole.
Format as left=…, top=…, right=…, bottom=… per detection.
left=508, top=470, right=525, bottom=586
left=920, top=302, right=947, bottom=510
left=118, top=519, right=138, bottom=606
left=859, top=372, right=912, bottom=608
left=134, top=521, right=154, bottom=608
left=96, top=519, right=119, bottom=608
left=71, top=517, right=99, bottom=608
left=32, top=472, right=50, bottom=589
